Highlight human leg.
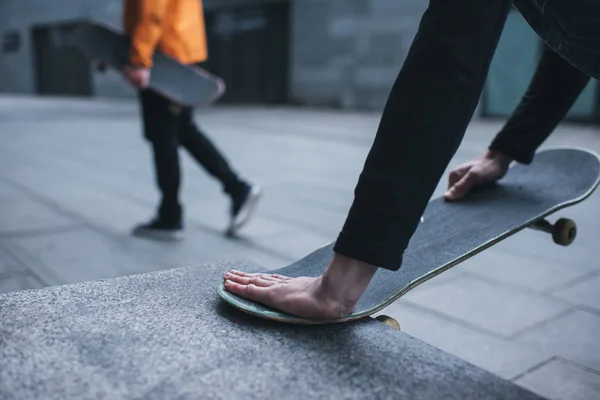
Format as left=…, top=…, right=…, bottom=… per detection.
left=132, top=89, right=185, bottom=240
left=178, top=109, right=261, bottom=234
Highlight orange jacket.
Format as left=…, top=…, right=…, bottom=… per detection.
left=123, top=0, right=208, bottom=67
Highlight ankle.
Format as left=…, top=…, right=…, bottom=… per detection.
left=316, top=253, right=378, bottom=316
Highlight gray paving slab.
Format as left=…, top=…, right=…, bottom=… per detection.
left=0, top=263, right=546, bottom=400
left=4, top=228, right=149, bottom=286
left=0, top=180, right=20, bottom=200
left=0, top=244, right=23, bottom=276
left=0, top=274, right=42, bottom=295
left=403, top=275, right=574, bottom=337
left=243, top=226, right=333, bottom=261
left=374, top=304, right=553, bottom=380
left=0, top=195, right=77, bottom=234
left=5, top=224, right=291, bottom=287
left=459, top=248, right=594, bottom=293
left=515, top=309, right=600, bottom=371
left=551, top=272, right=600, bottom=311
left=515, top=360, right=600, bottom=400
left=258, top=194, right=349, bottom=236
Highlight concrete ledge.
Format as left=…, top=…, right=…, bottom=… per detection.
left=0, top=261, right=546, bottom=399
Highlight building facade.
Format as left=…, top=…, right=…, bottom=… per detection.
left=0, top=0, right=598, bottom=120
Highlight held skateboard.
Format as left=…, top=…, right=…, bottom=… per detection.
left=70, top=22, right=225, bottom=107
left=217, top=147, right=600, bottom=325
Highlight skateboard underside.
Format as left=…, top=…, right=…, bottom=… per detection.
left=70, top=22, right=224, bottom=107
left=217, top=147, right=600, bottom=324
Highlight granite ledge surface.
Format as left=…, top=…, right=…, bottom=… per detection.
left=0, top=261, right=546, bottom=400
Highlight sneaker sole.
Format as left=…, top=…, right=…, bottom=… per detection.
left=132, top=228, right=184, bottom=241
left=227, top=185, right=262, bottom=236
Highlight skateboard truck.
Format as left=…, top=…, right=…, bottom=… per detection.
left=375, top=315, right=401, bottom=331
left=529, top=217, right=577, bottom=246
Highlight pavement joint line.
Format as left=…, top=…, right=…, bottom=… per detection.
left=0, top=241, right=51, bottom=288
left=0, top=175, right=119, bottom=243
left=0, top=225, right=84, bottom=239
left=0, top=270, right=28, bottom=280
left=543, top=270, right=600, bottom=295
left=507, top=307, right=579, bottom=340
left=553, top=356, right=600, bottom=377
left=576, top=304, right=600, bottom=317
left=509, top=356, right=558, bottom=382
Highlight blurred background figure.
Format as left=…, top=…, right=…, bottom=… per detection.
left=121, top=0, right=261, bottom=241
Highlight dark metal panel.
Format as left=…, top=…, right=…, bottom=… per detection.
left=203, top=1, right=290, bottom=104
left=31, top=21, right=93, bottom=97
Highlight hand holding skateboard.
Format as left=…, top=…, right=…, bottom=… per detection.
left=122, top=65, right=151, bottom=89
left=445, top=150, right=513, bottom=201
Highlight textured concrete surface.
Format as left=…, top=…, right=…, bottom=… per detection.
left=0, top=95, right=599, bottom=398
left=0, top=262, right=545, bottom=400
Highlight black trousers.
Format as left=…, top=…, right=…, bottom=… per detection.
left=333, top=0, right=514, bottom=270
left=489, top=44, right=591, bottom=164
left=138, top=89, right=244, bottom=223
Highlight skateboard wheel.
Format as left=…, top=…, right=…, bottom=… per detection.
left=552, top=218, right=577, bottom=246
left=375, top=315, right=401, bottom=331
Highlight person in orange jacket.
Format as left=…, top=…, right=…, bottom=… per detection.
left=120, top=0, right=261, bottom=240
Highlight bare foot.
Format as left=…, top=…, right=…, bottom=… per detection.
left=444, top=149, right=512, bottom=201
left=223, top=253, right=378, bottom=320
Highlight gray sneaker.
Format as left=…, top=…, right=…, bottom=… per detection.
left=226, top=184, right=262, bottom=236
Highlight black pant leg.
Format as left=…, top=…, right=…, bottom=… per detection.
left=333, top=0, right=512, bottom=270
left=178, top=108, right=245, bottom=196
left=139, top=89, right=183, bottom=223
left=489, top=45, right=591, bottom=164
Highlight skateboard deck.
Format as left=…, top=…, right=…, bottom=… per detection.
left=70, top=22, right=225, bottom=107
left=217, top=147, right=600, bottom=324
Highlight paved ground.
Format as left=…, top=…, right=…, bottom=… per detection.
left=1, top=94, right=599, bottom=399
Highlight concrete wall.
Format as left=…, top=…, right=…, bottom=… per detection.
left=290, top=0, right=427, bottom=110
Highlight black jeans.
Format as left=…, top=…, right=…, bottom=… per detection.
left=139, top=89, right=245, bottom=223
left=333, top=0, right=513, bottom=270
left=489, top=44, right=591, bottom=164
